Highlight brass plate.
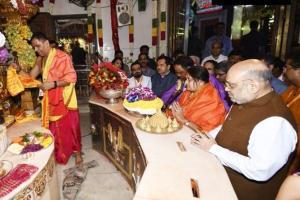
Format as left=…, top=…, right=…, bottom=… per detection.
left=135, top=118, right=182, bottom=134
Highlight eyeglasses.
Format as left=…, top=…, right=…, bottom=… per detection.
left=225, top=79, right=250, bottom=90
left=225, top=81, right=238, bottom=89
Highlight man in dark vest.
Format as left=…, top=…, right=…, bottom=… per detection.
left=191, top=59, right=297, bottom=200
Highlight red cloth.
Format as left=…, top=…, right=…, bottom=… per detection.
left=47, top=49, right=77, bottom=83
left=47, top=49, right=77, bottom=117
left=49, top=110, right=82, bottom=164
left=0, top=164, right=38, bottom=197
left=110, top=0, right=120, bottom=50
left=179, top=83, right=226, bottom=132
left=48, top=88, right=68, bottom=117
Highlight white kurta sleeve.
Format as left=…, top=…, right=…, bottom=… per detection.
left=209, top=116, right=297, bottom=181
left=147, top=78, right=152, bottom=89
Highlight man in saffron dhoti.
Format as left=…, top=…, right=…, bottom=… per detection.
left=18, top=32, right=83, bottom=165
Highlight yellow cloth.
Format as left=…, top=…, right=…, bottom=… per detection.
left=6, top=67, right=24, bottom=96
left=41, top=48, right=78, bottom=128
left=41, top=48, right=56, bottom=128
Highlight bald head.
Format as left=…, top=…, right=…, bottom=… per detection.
left=227, top=59, right=271, bottom=83
left=225, top=59, right=273, bottom=104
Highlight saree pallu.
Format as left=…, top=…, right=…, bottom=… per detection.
left=49, top=110, right=82, bottom=164
left=179, top=83, right=226, bottom=132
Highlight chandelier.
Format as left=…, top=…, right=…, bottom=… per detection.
left=69, top=0, right=95, bottom=10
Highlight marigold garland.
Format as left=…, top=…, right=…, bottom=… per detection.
left=4, top=24, right=36, bottom=71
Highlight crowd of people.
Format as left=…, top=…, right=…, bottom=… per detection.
left=14, top=19, right=300, bottom=199
left=103, top=21, right=300, bottom=199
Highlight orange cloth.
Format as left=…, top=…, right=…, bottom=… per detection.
left=42, top=48, right=77, bottom=128
left=179, top=83, right=226, bottom=132
left=281, top=85, right=300, bottom=125
left=46, top=50, right=77, bottom=84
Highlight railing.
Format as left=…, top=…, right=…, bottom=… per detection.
left=74, top=65, right=90, bottom=97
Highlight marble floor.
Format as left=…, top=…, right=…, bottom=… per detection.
left=56, top=98, right=134, bottom=200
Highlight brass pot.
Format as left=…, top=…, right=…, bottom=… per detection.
left=99, top=89, right=122, bottom=104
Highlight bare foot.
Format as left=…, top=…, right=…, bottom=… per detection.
left=75, top=152, right=83, bottom=166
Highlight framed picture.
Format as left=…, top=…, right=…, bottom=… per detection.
left=196, top=0, right=222, bottom=15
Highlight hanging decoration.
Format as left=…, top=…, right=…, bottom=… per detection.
left=129, top=16, right=134, bottom=43
left=151, top=0, right=158, bottom=46
left=87, top=15, right=94, bottom=43
left=111, top=0, right=120, bottom=50
left=97, top=19, right=103, bottom=47
left=160, top=0, right=166, bottom=41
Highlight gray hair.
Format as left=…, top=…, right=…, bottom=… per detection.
left=246, top=69, right=272, bottom=83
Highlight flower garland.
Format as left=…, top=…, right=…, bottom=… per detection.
left=4, top=24, right=36, bottom=70
left=16, top=0, right=27, bottom=14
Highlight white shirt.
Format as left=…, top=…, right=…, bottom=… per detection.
left=208, top=116, right=297, bottom=181
left=128, top=75, right=152, bottom=90
left=201, top=54, right=228, bottom=66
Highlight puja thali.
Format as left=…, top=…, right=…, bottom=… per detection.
left=135, top=111, right=183, bottom=134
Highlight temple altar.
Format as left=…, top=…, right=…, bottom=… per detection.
left=89, top=94, right=237, bottom=199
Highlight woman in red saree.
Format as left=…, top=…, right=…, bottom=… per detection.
left=171, top=66, right=226, bottom=133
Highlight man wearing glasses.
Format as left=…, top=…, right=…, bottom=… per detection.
left=281, top=50, right=300, bottom=174
left=192, top=59, right=297, bottom=200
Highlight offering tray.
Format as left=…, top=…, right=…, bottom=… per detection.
left=8, top=131, right=53, bottom=154
left=135, top=110, right=182, bottom=134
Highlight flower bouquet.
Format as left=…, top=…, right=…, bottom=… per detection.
left=89, top=62, right=128, bottom=103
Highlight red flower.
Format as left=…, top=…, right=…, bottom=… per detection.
left=89, top=62, right=128, bottom=90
